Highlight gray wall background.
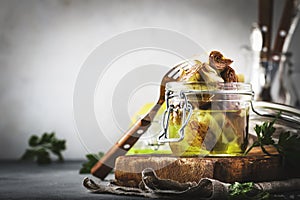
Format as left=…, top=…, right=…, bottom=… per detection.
left=0, top=0, right=299, bottom=159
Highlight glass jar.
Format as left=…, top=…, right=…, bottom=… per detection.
left=158, top=82, right=254, bottom=156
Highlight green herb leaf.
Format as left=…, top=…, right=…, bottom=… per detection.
left=228, top=182, right=270, bottom=199
left=21, top=149, right=37, bottom=161
left=36, top=148, right=51, bottom=164
left=21, top=132, right=66, bottom=165
left=244, top=113, right=279, bottom=156
left=29, top=135, right=39, bottom=147
left=276, top=131, right=300, bottom=168
left=229, top=182, right=254, bottom=197
left=245, top=112, right=300, bottom=170
left=79, top=152, right=104, bottom=174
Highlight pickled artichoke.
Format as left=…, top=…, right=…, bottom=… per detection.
left=168, top=51, right=248, bottom=156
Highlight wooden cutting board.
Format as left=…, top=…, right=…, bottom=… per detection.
left=114, top=146, right=299, bottom=187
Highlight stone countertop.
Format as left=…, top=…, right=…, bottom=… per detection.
left=0, top=160, right=147, bottom=200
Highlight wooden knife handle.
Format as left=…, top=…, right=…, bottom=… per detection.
left=273, top=0, right=297, bottom=57
left=91, top=116, right=152, bottom=180
left=258, top=0, right=273, bottom=61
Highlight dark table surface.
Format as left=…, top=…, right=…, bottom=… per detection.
left=1, top=160, right=300, bottom=200
left=0, top=161, right=147, bottom=200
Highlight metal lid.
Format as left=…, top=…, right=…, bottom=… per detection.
left=166, top=82, right=253, bottom=94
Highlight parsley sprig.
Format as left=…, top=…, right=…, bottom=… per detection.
left=21, top=132, right=66, bottom=164
left=229, top=182, right=269, bottom=200
left=244, top=116, right=277, bottom=156
left=79, top=152, right=104, bottom=174
left=244, top=113, right=300, bottom=167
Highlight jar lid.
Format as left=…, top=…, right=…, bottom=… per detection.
left=166, top=82, right=253, bottom=95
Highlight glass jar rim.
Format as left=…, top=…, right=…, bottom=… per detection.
left=166, top=81, right=253, bottom=94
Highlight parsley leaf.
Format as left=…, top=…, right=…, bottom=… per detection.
left=244, top=112, right=300, bottom=168
left=228, top=182, right=270, bottom=199
left=275, top=131, right=300, bottom=168
left=79, top=152, right=104, bottom=174
left=21, top=132, right=66, bottom=164
left=244, top=116, right=277, bottom=155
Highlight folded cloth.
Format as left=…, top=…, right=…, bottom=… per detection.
left=83, top=168, right=300, bottom=199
